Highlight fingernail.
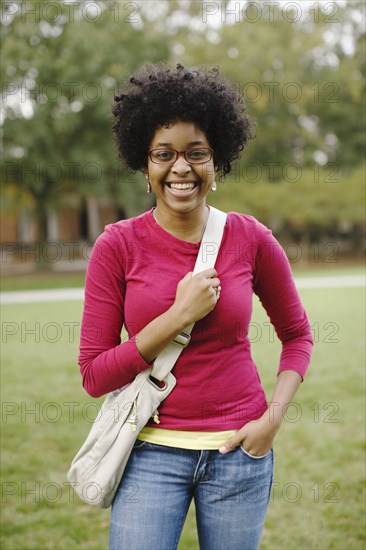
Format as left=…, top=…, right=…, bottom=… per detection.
left=219, top=445, right=227, bottom=454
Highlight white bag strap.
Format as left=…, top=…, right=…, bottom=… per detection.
left=151, top=206, right=227, bottom=381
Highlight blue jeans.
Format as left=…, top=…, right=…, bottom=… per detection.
left=109, top=441, right=274, bottom=550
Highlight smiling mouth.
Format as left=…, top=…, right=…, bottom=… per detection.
left=166, top=182, right=198, bottom=192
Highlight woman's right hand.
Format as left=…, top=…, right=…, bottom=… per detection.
left=171, top=268, right=220, bottom=326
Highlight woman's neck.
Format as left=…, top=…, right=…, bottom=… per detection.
left=153, top=204, right=209, bottom=243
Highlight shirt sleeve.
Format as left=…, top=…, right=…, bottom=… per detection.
left=252, top=219, right=313, bottom=379
left=78, top=226, right=151, bottom=397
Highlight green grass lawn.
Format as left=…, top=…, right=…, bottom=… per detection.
left=1, top=261, right=364, bottom=291
left=0, top=271, right=87, bottom=292
left=1, top=268, right=365, bottom=549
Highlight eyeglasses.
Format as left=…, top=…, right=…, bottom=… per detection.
left=149, top=147, right=213, bottom=165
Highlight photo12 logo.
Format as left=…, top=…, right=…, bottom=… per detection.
left=2, top=1, right=141, bottom=24
left=201, top=2, right=340, bottom=24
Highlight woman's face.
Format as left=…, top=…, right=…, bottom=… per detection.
left=146, top=120, right=216, bottom=216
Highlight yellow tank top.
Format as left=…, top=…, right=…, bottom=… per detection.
left=137, top=427, right=237, bottom=450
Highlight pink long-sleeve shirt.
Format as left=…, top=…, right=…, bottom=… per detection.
left=79, top=208, right=313, bottom=431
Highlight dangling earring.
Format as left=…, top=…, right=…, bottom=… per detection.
left=145, top=174, right=151, bottom=194
left=211, top=181, right=217, bottom=192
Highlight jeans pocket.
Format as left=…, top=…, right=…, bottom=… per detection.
left=239, top=446, right=272, bottom=460
left=133, top=439, right=149, bottom=450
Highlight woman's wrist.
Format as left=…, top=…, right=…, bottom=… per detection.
left=265, top=403, right=285, bottom=433
left=265, top=370, right=303, bottom=431
left=168, top=302, right=193, bottom=332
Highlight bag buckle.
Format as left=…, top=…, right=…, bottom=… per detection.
left=173, top=331, right=191, bottom=348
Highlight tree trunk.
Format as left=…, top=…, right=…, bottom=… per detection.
left=86, top=196, right=101, bottom=241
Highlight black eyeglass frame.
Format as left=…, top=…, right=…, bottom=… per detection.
left=148, top=147, right=213, bottom=165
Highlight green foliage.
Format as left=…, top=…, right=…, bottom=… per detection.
left=209, top=164, right=366, bottom=228
left=170, top=1, right=365, bottom=170
left=1, top=0, right=365, bottom=238
left=1, top=1, right=170, bottom=237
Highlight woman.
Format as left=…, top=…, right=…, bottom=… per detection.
left=78, top=64, right=313, bottom=550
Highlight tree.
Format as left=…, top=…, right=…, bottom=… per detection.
left=1, top=0, right=169, bottom=243
left=166, top=0, right=365, bottom=173
left=1, top=0, right=364, bottom=250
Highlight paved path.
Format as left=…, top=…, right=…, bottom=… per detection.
left=1, top=287, right=84, bottom=305
left=293, top=274, right=365, bottom=289
left=1, top=275, right=364, bottom=305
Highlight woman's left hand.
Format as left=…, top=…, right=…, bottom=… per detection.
left=219, top=411, right=279, bottom=456
left=219, top=371, right=303, bottom=455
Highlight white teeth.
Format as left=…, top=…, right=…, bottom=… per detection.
left=169, top=183, right=195, bottom=190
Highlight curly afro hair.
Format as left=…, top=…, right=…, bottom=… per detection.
left=112, top=63, right=254, bottom=179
